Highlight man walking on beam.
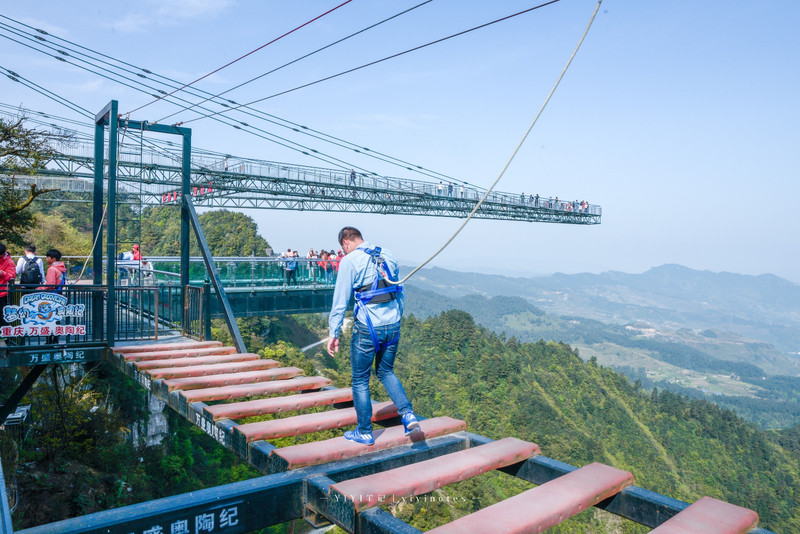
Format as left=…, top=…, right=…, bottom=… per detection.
left=327, top=226, right=419, bottom=445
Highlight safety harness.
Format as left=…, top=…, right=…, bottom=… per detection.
left=352, top=246, right=404, bottom=354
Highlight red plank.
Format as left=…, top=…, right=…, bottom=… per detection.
left=205, top=388, right=353, bottom=421
left=271, top=416, right=467, bottom=471
left=163, top=367, right=303, bottom=391
left=134, top=353, right=260, bottom=370
left=180, top=376, right=332, bottom=402
left=145, top=359, right=279, bottom=379
left=235, top=401, right=398, bottom=443
left=122, top=346, right=236, bottom=362
left=330, top=437, right=539, bottom=513
left=427, top=462, right=634, bottom=534
left=112, top=340, right=222, bottom=354
left=649, top=497, right=759, bottom=534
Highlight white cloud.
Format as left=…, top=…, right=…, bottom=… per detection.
left=112, top=0, right=233, bottom=33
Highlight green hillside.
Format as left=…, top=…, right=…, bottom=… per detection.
left=325, top=310, right=799, bottom=532
left=404, top=284, right=800, bottom=430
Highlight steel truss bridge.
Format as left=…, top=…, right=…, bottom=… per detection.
left=4, top=140, right=601, bottom=224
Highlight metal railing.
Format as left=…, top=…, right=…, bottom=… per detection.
left=1, top=282, right=162, bottom=349
left=115, top=286, right=160, bottom=341
left=184, top=283, right=209, bottom=341
left=19, top=255, right=339, bottom=289
left=142, top=257, right=339, bottom=288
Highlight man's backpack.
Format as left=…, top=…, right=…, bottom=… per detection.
left=20, top=257, right=40, bottom=285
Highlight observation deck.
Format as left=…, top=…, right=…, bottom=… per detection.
left=8, top=141, right=601, bottom=224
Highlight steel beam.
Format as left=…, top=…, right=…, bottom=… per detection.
left=16, top=433, right=468, bottom=534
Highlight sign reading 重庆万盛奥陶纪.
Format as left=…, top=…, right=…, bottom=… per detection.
left=1, top=292, right=86, bottom=337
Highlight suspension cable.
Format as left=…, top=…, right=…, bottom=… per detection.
left=179, top=0, right=561, bottom=125
left=0, top=30, right=374, bottom=172
left=0, top=16, right=483, bottom=189
left=123, top=0, right=354, bottom=116
left=389, top=0, right=603, bottom=285
left=1, top=66, right=92, bottom=119
left=158, top=0, right=434, bottom=124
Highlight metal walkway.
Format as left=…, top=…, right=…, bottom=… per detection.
left=7, top=140, right=601, bottom=224
left=14, top=340, right=768, bottom=534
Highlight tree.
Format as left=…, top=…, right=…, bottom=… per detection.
left=0, top=116, right=71, bottom=245
left=136, top=206, right=271, bottom=257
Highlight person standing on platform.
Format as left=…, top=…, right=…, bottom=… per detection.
left=39, top=249, right=66, bottom=291
left=0, top=243, right=17, bottom=331
left=16, top=243, right=45, bottom=290
left=327, top=226, right=418, bottom=445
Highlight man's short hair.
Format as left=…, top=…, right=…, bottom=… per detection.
left=46, top=249, right=62, bottom=261
left=24, top=244, right=36, bottom=253
left=338, top=226, right=362, bottom=246
left=0, top=243, right=6, bottom=255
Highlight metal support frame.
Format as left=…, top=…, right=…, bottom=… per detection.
left=93, top=102, right=207, bottom=346
left=16, top=433, right=466, bottom=534
left=91, top=118, right=104, bottom=340
left=0, top=365, right=46, bottom=422
left=94, top=101, right=119, bottom=344
left=182, top=195, right=246, bottom=353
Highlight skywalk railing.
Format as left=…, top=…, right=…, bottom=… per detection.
left=139, top=256, right=339, bottom=289
left=8, top=256, right=338, bottom=289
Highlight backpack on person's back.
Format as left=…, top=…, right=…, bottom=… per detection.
left=19, top=257, right=41, bottom=285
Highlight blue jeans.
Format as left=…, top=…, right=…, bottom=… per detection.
left=350, top=320, right=412, bottom=433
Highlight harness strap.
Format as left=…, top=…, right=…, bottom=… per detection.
left=352, top=246, right=403, bottom=354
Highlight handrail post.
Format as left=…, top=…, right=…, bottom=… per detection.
left=180, top=127, right=191, bottom=330
left=153, top=287, right=159, bottom=340
left=203, top=279, right=211, bottom=341
left=182, top=284, right=189, bottom=338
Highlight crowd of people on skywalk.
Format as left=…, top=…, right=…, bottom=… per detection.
left=432, top=181, right=591, bottom=213
left=277, top=248, right=344, bottom=286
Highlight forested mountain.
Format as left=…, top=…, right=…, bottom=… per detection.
left=405, top=264, right=800, bottom=353
left=308, top=310, right=800, bottom=532
left=138, top=206, right=271, bottom=257
left=26, top=202, right=271, bottom=258
left=404, top=284, right=800, bottom=430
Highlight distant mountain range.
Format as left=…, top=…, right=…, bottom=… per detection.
left=402, top=264, right=800, bottom=429
left=403, top=263, right=800, bottom=354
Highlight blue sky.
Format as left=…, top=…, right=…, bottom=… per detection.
left=2, top=1, right=799, bottom=282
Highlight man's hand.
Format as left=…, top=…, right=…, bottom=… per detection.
left=326, top=337, right=339, bottom=357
